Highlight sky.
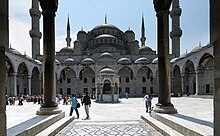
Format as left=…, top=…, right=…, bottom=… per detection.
left=9, top=0, right=209, bottom=57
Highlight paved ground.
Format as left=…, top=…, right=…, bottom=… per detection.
left=6, top=96, right=213, bottom=136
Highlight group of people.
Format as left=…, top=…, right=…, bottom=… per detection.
left=69, top=92, right=91, bottom=119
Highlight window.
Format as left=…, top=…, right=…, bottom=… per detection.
left=60, top=78, right=62, bottom=83
left=125, top=77, right=129, bottom=83
left=67, top=88, right=71, bottom=95
left=84, top=88, right=88, bottom=93
left=142, top=77, right=146, bottom=82
left=92, top=78, right=95, bottom=83
left=84, top=78, right=87, bottom=83
left=119, top=77, right=121, bottom=83
left=67, top=78, right=71, bottom=83
left=125, top=87, right=130, bottom=94
left=60, top=88, right=63, bottom=95
left=142, top=87, right=146, bottom=94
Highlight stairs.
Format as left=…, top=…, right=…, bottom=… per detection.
left=16, top=112, right=74, bottom=136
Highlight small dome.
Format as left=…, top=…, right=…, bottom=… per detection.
left=59, top=47, right=74, bottom=53
left=35, top=60, right=42, bottom=65
left=95, top=34, right=116, bottom=39
left=99, top=68, right=115, bottom=75
left=152, top=57, right=158, bottom=64
left=135, top=57, right=150, bottom=64
left=92, top=24, right=119, bottom=31
left=7, top=47, right=22, bottom=55
left=170, top=58, right=178, bottom=63
left=190, top=46, right=203, bottom=53
left=81, top=58, right=95, bottom=65
left=125, top=29, right=134, bottom=34
left=118, top=58, right=132, bottom=65
left=179, top=52, right=188, bottom=59
left=139, top=46, right=153, bottom=53
left=55, top=59, right=61, bottom=65
left=99, top=52, right=114, bottom=59
left=63, top=58, right=77, bottom=65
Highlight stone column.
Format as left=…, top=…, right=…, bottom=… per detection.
left=210, top=0, right=220, bottom=134
left=28, top=75, right=32, bottom=95
left=0, top=0, right=8, bottom=135
left=13, top=72, right=17, bottom=96
left=195, top=70, right=199, bottom=95
left=37, top=0, right=61, bottom=115
left=153, top=0, right=177, bottom=114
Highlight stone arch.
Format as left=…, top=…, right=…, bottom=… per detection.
left=5, top=55, right=15, bottom=96
left=31, top=67, right=41, bottom=95
left=117, top=66, right=134, bottom=96
left=79, top=67, right=95, bottom=95
left=172, top=65, right=181, bottom=96
left=183, top=60, right=196, bottom=95
left=198, top=53, right=214, bottom=94
left=136, top=66, right=154, bottom=96
left=58, top=67, right=77, bottom=96
left=17, top=62, right=29, bottom=95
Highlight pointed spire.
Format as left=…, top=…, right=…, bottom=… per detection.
left=105, top=14, right=107, bottom=24
left=66, top=15, right=72, bottom=47
left=10, top=43, right=12, bottom=48
left=140, top=13, right=146, bottom=47
left=81, top=27, right=84, bottom=31
left=67, top=14, right=70, bottom=31
left=199, top=41, right=201, bottom=46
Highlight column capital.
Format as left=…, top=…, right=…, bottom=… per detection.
left=153, top=0, right=172, bottom=13
left=39, top=0, right=58, bottom=14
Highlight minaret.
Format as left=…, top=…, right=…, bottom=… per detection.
left=170, top=0, right=182, bottom=57
left=29, top=0, right=42, bottom=59
left=105, top=14, right=107, bottom=24
left=66, top=16, right=72, bottom=47
left=140, top=14, right=146, bottom=47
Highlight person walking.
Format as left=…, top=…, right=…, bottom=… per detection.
left=69, top=94, right=79, bottom=119
left=81, top=92, right=91, bottom=119
left=144, top=94, right=153, bottom=113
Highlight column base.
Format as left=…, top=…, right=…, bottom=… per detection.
left=154, top=103, right=177, bottom=114
left=36, top=107, right=62, bottom=115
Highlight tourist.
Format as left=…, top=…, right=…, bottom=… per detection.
left=81, top=92, right=91, bottom=119
left=18, top=95, right=23, bottom=105
left=125, top=92, right=128, bottom=99
left=69, top=94, right=79, bottom=119
left=144, top=94, right=153, bottom=113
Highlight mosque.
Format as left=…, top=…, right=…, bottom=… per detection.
left=5, top=0, right=213, bottom=103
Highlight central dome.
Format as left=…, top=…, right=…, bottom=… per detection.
left=92, top=24, right=119, bottom=31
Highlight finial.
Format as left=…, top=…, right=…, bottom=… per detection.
left=81, top=27, right=83, bottom=31
left=10, top=43, right=12, bottom=48
left=24, top=51, right=26, bottom=55
left=186, top=49, right=188, bottom=53
left=128, top=26, right=130, bottom=30
left=199, top=41, right=201, bottom=46
left=105, top=14, right=107, bottom=24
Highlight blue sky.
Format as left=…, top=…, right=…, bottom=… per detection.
left=9, top=0, right=209, bottom=57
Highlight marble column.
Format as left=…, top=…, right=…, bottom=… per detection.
left=0, top=0, right=8, bottom=135
left=37, top=0, right=61, bottom=115
left=195, top=70, right=199, bottom=95
left=13, top=72, right=17, bottom=96
left=210, top=0, right=220, bottom=135
left=153, top=0, right=177, bottom=114
left=181, top=74, right=185, bottom=94
left=28, top=75, right=32, bottom=95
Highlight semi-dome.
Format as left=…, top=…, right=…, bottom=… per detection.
left=99, top=68, right=115, bottom=75
left=95, top=34, right=116, bottom=39
left=179, top=52, right=188, bottom=59
left=190, top=46, right=203, bottom=53
left=139, top=46, right=153, bottom=52
left=152, top=57, right=158, bottom=64
left=59, top=47, right=74, bottom=53
left=99, top=52, right=114, bottom=59
left=81, top=58, right=95, bottom=65
left=63, top=58, right=77, bottom=65
left=118, top=58, right=132, bottom=65
left=135, top=57, right=150, bottom=64
left=7, top=47, right=22, bottom=55
left=92, top=24, right=119, bottom=31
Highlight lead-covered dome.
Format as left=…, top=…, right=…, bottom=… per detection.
left=7, top=47, right=22, bottom=55
left=99, top=52, right=114, bottom=59
left=190, top=46, right=203, bottom=53
left=99, top=68, right=115, bottom=75
left=135, top=57, right=150, bottom=64
left=59, top=47, right=74, bottom=53
left=81, top=58, right=95, bottom=65
left=139, top=46, right=153, bottom=53
left=92, top=24, right=120, bottom=31
left=118, top=58, right=132, bottom=65
left=63, top=58, right=77, bottom=65
left=95, top=34, right=116, bottom=39
left=152, top=57, right=158, bottom=64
